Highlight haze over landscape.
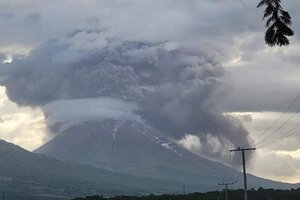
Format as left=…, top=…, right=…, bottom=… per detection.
left=0, top=0, right=300, bottom=199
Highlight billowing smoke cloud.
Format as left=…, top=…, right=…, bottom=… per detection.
left=0, top=54, right=6, bottom=63
left=0, top=30, right=250, bottom=159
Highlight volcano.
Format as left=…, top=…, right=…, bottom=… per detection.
left=35, top=119, right=298, bottom=191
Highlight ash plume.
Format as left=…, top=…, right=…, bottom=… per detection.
left=0, top=31, right=250, bottom=159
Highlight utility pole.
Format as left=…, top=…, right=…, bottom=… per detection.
left=230, top=147, right=256, bottom=200
left=183, top=184, right=186, bottom=195
left=219, top=182, right=235, bottom=200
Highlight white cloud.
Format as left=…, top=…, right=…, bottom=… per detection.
left=249, top=150, right=300, bottom=183
left=0, top=87, right=48, bottom=150
left=43, top=98, right=142, bottom=131
left=178, top=134, right=201, bottom=151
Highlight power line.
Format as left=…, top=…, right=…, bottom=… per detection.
left=226, top=163, right=241, bottom=183
left=219, top=182, right=236, bottom=200
left=225, top=154, right=241, bottom=183
left=258, top=125, right=300, bottom=149
left=254, top=107, right=300, bottom=147
left=221, top=152, right=232, bottom=183
left=251, top=94, right=300, bottom=146
left=230, top=147, right=256, bottom=200
left=228, top=149, right=255, bottom=189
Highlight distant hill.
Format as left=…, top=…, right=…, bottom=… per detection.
left=0, top=139, right=195, bottom=200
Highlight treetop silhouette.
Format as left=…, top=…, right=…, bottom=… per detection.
left=258, top=0, right=294, bottom=46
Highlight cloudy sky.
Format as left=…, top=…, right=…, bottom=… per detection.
left=1, top=0, right=300, bottom=184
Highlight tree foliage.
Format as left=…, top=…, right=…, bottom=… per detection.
left=73, top=188, right=300, bottom=200
left=257, top=0, right=294, bottom=46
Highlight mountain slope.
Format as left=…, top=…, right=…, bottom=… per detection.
left=35, top=120, right=299, bottom=191
left=0, top=139, right=196, bottom=200
left=36, top=120, right=224, bottom=183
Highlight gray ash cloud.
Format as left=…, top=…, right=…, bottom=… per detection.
left=0, top=31, right=250, bottom=158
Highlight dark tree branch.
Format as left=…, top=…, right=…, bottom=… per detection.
left=257, top=0, right=294, bottom=46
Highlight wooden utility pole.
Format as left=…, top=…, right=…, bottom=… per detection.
left=219, top=182, right=235, bottom=200
left=230, top=147, right=256, bottom=200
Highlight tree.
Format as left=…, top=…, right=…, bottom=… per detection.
left=257, top=0, right=294, bottom=46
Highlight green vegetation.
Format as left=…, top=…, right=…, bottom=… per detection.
left=73, top=188, right=300, bottom=200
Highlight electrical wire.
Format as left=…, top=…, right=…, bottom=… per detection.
left=225, top=154, right=241, bottom=183
left=234, top=151, right=255, bottom=185
left=254, top=107, right=300, bottom=147
left=251, top=94, right=300, bottom=146
left=258, top=125, right=300, bottom=149
left=221, top=152, right=232, bottom=183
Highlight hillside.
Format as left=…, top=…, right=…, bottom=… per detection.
left=0, top=140, right=188, bottom=199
